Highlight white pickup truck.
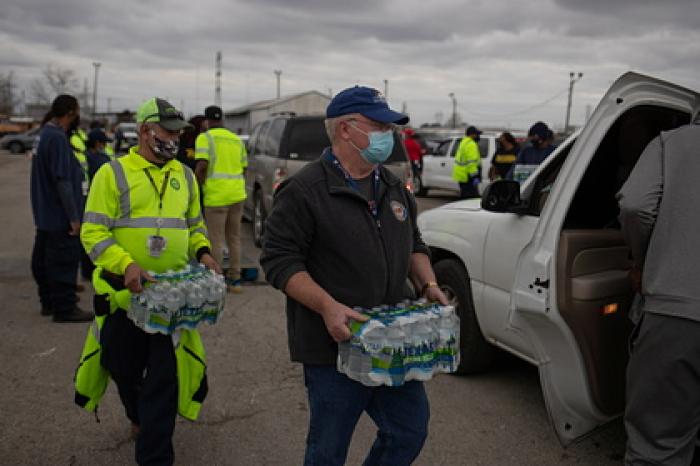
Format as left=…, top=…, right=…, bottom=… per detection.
left=417, top=72, right=700, bottom=444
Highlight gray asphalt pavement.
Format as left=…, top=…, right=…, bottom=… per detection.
left=0, top=151, right=625, bottom=465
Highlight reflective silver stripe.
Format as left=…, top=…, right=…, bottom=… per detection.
left=83, top=211, right=115, bottom=227
left=205, top=131, right=217, bottom=176
left=453, top=160, right=467, bottom=166
left=195, top=148, right=209, bottom=153
left=109, top=160, right=130, bottom=218
left=183, top=165, right=195, bottom=207
left=209, top=173, right=244, bottom=180
left=113, top=217, right=188, bottom=229
left=91, top=321, right=100, bottom=341
left=89, top=238, right=117, bottom=261
left=191, top=227, right=208, bottom=238
left=186, top=214, right=203, bottom=227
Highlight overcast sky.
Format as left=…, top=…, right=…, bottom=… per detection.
left=2, top=0, right=699, bottom=130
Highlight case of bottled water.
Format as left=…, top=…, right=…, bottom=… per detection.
left=128, top=264, right=227, bottom=335
left=337, top=299, right=460, bottom=387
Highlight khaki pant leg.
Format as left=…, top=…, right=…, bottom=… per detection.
left=204, top=206, right=229, bottom=267
left=224, top=201, right=245, bottom=280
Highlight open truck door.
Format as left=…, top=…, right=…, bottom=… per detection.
left=508, top=72, right=700, bottom=444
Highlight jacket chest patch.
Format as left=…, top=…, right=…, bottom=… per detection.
left=390, top=200, right=407, bottom=222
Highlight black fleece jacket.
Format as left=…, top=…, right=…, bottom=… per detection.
left=260, top=149, right=429, bottom=365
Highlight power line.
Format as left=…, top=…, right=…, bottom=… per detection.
left=457, top=87, right=569, bottom=120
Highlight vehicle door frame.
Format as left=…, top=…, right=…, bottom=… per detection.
left=509, top=72, right=700, bottom=444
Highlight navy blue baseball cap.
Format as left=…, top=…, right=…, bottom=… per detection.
left=326, top=86, right=409, bottom=125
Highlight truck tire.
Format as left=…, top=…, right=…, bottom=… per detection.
left=8, top=141, right=23, bottom=154
left=433, top=258, right=496, bottom=374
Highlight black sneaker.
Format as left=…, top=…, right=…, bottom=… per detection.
left=40, top=305, right=52, bottom=316
left=52, top=307, right=94, bottom=323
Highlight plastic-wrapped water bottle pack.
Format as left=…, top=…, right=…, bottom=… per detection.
left=129, top=264, right=227, bottom=335
left=337, top=299, right=460, bottom=387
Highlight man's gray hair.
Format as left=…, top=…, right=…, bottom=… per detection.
left=324, top=113, right=361, bottom=143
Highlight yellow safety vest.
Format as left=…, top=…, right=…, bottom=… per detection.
left=104, top=144, right=116, bottom=160
left=74, top=268, right=209, bottom=420
left=451, top=136, right=481, bottom=183
left=194, top=127, right=248, bottom=207
left=71, top=129, right=89, bottom=185
left=81, top=145, right=210, bottom=275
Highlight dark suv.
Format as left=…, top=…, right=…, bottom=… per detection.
left=245, top=114, right=413, bottom=246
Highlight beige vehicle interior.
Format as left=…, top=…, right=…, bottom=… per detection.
left=529, top=105, right=692, bottom=416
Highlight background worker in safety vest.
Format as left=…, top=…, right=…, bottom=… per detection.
left=194, top=105, right=248, bottom=293
left=452, top=125, right=482, bottom=199
left=81, top=97, right=221, bottom=466
left=90, top=119, right=116, bottom=159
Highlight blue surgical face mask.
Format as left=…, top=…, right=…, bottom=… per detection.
left=349, top=123, right=394, bottom=164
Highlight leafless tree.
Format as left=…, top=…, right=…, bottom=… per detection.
left=0, top=71, right=18, bottom=115
left=30, top=65, right=79, bottom=104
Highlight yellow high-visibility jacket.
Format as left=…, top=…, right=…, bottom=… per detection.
left=452, top=136, right=481, bottom=183
left=195, top=127, right=248, bottom=207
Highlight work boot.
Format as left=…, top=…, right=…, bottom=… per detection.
left=40, top=305, right=52, bottom=316
left=52, top=307, right=93, bottom=323
left=226, top=278, right=243, bottom=294
left=76, top=283, right=86, bottom=292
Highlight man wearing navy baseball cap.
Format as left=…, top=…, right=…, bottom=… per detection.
left=261, top=86, right=447, bottom=465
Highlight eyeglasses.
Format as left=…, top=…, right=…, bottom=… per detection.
left=346, top=118, right=394, bottom=132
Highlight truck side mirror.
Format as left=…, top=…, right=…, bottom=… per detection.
left=481, top=180, right=521, bottom=212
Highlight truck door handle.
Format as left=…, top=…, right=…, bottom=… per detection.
left=440, top=162, right=446, bottom=167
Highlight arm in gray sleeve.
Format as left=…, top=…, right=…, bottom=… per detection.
left=616, top=136, right=664, bottom=266
left=56, top=179, right=80, bottom=223
left=260, top=178, right=315, bottom=291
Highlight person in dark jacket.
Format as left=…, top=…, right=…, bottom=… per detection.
left=261, top=86, right=448, bottom=466
left=85, top=128, right=112, bottom=182
left=489, top=131, right=520, bottom=181
left=508, top=121, right=556, bottom=182
left=30, top=94, right=92, bottom=322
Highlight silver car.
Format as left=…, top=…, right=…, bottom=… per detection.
left=244, top=114, right=413, bottom=246
left=1, top=127, right=40, bottom=153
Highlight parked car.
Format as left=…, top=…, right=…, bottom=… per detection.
left=113, top=122, right=138, bottom=154
left=244, top=114, right=413, bottom=247
left=415, top=133, right=497, bottom=197
left=417, top=72, right=699, bottom=445
left=1, top=127, right=40, bottom=153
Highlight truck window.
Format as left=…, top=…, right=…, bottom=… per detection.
left=283, top=119, right=330, bottom=160
left=527, top=141, right=574, bottom=216
left=251, top=121, right=270, bottom=156
left=563, top=105, right=690, bottom=229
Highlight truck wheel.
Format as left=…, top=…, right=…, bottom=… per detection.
left=252, top=189, right=266, bottom=248
left=433, top=258, right=496, bottom=374
left=8, top=141, right=23, bottom=154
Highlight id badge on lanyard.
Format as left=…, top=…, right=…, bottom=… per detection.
left=144, top=169, right=171, bottom=258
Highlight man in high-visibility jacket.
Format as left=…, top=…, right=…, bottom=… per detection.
left=451, top=126, right=482, bottom=199
left=194, top=105, right=248, bottom=293
left=80, top=97, right=221, bottom=466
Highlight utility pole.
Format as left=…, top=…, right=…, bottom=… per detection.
left=215, top=51, right=222, bottom=108
left=274, top=70, right=282, bottom=99
left=383, top=79, right=388, bottom=100
left=565, top=71, right=583, bottom=133
left=448, top=93, right=457, bottom=129
left=92, top=62, right=101, bottom=119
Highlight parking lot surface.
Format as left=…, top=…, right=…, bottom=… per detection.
left=0, top=151, right=625, bottom=465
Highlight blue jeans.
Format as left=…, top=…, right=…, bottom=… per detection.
left=303, top=364, right=429, bottom=466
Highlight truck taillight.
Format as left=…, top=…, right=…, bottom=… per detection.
left=272, top=167, right=288, bottom=191
left=405, top=167, right=414, bottom=192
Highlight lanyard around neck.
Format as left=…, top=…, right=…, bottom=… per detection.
left=143, top=168, right=171, bottom=235
left=324, top=151, right=381, bottom=227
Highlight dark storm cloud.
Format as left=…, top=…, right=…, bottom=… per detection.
left=1, top=0, right=699, bottom=127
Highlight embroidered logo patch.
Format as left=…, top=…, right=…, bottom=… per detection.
left=170, top=178, right=180, bottom=190
left=391, top=200, right=407, bottom=222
